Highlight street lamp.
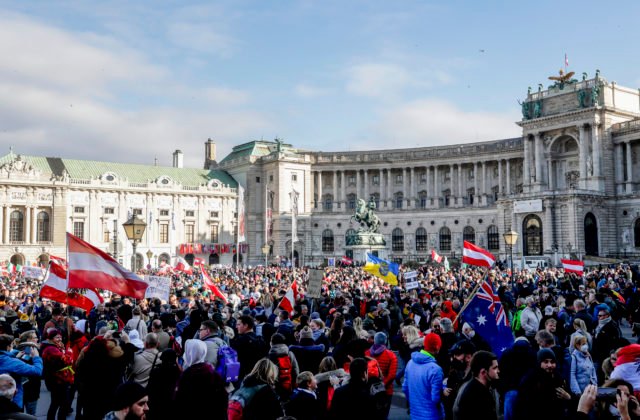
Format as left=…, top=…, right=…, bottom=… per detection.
left=503, top=230, right=518, bottom=285
left=262, top=244, right=270, bottom=267
left=146, top=249, right=153, bottom=269
left=122, top=215, right=147, bottom=273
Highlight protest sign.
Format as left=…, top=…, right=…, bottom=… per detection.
left=144, top=275, right=171, bottom=301
left=22, top=266, right=44, bottom=280
left=307, top=269, right=323, bottom=298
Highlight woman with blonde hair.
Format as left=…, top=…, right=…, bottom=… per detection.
left=229, top=358, right=283, bottom=419
left=570, top=318, right=593, bottom=350
left=569, top=335, right=597, bottom=396
left=352, top=317, right=369, bottom=340
left=315, top=356, right=349, bottom=419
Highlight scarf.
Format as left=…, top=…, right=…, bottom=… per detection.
left=595, top=316, right=611, bottom=335
left=370, top=343, right=386, bottom=356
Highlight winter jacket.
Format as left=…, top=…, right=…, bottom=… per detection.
left=201, top=334, right=225, bottom=366
left=236, top=375, right=283, bottom=420
left=315, top=368, right=349, bottom=418
left=569, top=350, right=597, bottom=394
left=592, top=319, right=621, bottom=364
left=131, top=348, right=162, bottom=387
left=173, top=362, right=227, bottom=418
left=403, top=350, right=445, bottom=420
left=520, top=306, right=542, bottom=337
left=290, top=340, right=325, bottom=374
left=124, top=316, right=148, bottom=339
left=268, top=343, right=300, bottom=397
left=498, top=339, right=536, bottom=391
left=0, top=350, right=43, bottom=408
left=231, top=331, right=268, bottom=381
left=330, top=379, right=377, bottom=420
left=365, top=345, right=398, bottom=395
left=453, top=378, right=498, bottom=420
left=40, top=342, right=73, bottom=390
left=286, top=388, right=321, bottom=420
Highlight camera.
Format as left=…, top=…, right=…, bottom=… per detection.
left=596, top=387, right=618, bottom=403
left=632, top=322, right=640, bottom=336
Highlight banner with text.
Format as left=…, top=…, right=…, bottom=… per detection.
left=144, top=276, right=171, bottom=301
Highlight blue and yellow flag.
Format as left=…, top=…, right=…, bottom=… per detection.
left=363, top=253, right=399, bottom=285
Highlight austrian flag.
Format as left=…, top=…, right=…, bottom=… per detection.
left=278, top=281, right=299, bottom=313
left=462, top=241, right=496, bottom=268
left=561, top=259, right=584, bottom=275
left=431, top=249, right=443, bottom=263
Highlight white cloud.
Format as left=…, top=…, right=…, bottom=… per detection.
left=346, top=63, right=416, bottom=98
left=351, top=99, right=520, bottom=149
left=294, top=83, right=330, bottom=98
left=166, top=21, right=235, bottom=56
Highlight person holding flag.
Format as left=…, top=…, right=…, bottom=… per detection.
left=363, top=254, right=399, bottom=286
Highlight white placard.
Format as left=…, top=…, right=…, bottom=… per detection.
left=144, top=275, right=171, bottom=301
left=513, top=199, right=542, bottom=213
left=22, top=266, right=44, bottom=280
left=404, top=271, right=418, bottom=280
left=307, top=269, right=323, bottom=298
left=405, top=280, right=420, bottom=290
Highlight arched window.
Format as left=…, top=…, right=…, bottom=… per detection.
left=418, top=191, right=428, bottom=209
left=209, top=253, right=220, bottom=265
left=347, top=194, right=357, bottom=210
left=584, top=213, right=599, bottom=256
left=184, top=253, right=195, bottom=266
left=159, top=253, right=170, bottom=264
left=463, top=226, right=475, bottom=244
left=635, top=219, right=640, bottom=248
left=10, top=210, right=24, bottom=242
left=487, top=225, right=500, bottom=251
left=392, top=228, right=404, bottom=252
left=415, top=227, right=428, bottom=252
left=345, top=228, right=357, bottom=246
left=322, top=229, right=334, bottom=252
left=395, top=192, right=403, bottom=209
left=439, top=226, right=451, bottom=251
left=37, top=211, right=50, bottom=242
left=323, top=195, right=333, bottom=211
left=523, top=214, right=543, bottom=256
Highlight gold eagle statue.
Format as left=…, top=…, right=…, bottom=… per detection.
left=548, top=69, right=575, bottom=83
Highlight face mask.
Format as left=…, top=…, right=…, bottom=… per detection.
left=467, top=330, right=475, bottom=338
left=580, top=344, right=589, bottom=353
left=452, top=359, right=466, bottom=370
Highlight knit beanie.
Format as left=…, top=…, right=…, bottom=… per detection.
left=423, top=333, right=442, bottom=354
left=113, top=382, right=147, bottom=410
left=537, top=348, right=556, bottom=364
left=374, top=332, right=387, bottom=346
left=300, top=326, right=314, bottom=340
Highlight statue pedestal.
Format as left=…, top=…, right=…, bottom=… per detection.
left=346, top=231, right=388, bottom=263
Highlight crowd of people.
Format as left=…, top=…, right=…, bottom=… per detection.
left=0, top=260, right=638, bottom=419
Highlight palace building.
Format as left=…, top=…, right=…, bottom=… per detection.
left=2, top=72, right=640, bottom=269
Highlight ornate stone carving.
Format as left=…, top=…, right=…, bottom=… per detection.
left=0, top=155, right=40, bottom=178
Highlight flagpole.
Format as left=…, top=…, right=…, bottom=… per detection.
left=236, top=193, right=240, bottom=268
left=452, top=267, right=489, bottom=326
left=265, top=185, right=269, bottom=265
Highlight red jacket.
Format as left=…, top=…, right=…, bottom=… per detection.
left=365, top=347, right=398, bottom=395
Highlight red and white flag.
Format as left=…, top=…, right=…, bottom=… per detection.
left=278, top=281, right=299, bottom=313
left=67, top=233, right=149, bottom=299
left=40, top=259, right=103, bottom=312
left=174, top=257, right=193, bottom=275
left=341, top=256, right=353, bottom=266
left=431, top=249, right=443, bottom=263
left=564, top=53, right=569, bottom=68
left=462, top=241, right=496, bottom=268
left=561, top=259, right=584, bottom=275
left=193, top=259, right=228, bottom=303
left=158, top=261, right=173, bottom=275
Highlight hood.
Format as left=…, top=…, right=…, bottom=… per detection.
left=442, top=301, right=454, bottom=314
left=269, top=343, right=290, bottom=357
left=315, top=368, right=348, bottom=384
left=409, top=337, right=424, bottom=350
left=411, top=350, right=437, bottom=365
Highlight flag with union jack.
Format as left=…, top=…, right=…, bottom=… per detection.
left=460, top=277, right=514, bottom=357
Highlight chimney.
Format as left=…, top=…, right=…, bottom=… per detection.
left=204, top=138, right=217, bottom=169
left=172, top=150, right=184, bottom=168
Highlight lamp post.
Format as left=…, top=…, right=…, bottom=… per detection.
left=122, top=215, right=147, bottom=273
left=146, top=249, right=153, bottom=269
left=262, top=244, right=270, bottom=267
left=503, top=230, right=518, bottom=286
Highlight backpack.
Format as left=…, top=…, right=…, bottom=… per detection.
left=272, top=354, right=293, bottom=393
left=216, top=344, right=240, bottom=383
left=124, top=319, right=142, bottom=335
left=228, top=384, right=267, bottom=420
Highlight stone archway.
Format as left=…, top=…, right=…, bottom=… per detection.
left=523, top=214, right=543, bottom=256
left=37, top=254, right=50, bottom=268
left=584, top=213, right=599, bottom=256
left=10, top=254, right=24, bottom=266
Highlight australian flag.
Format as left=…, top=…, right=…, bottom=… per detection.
left=460, top=277, right=514, bottom=357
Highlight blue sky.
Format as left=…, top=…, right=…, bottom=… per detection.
left=0, top=0, right=639, bottom=168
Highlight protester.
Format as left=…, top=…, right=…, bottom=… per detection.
left=403, top=332, right=444, bottom=420
left=0, top=374, right=36, bottom=419
left=570, top=335, right=597, bottom=396
left=0, top=333, right=42, bottom=411
left=365, top=331, right=397, bottom=417
left=130, top=333, right=161, bottom=387
left=452, top=351, right=500, bottom=420
left=146, top=349, right=181, bottom=420
left=330, top=357, right=376, bottom=419
left=40, top=328, right=74, bottom=420
left=230, top=358, right=283, bottom=420
left=104, top=382, right=149, bottom=420
left=286, top=371, right=321, bottom=420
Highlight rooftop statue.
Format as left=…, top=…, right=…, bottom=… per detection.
left=548, top=68, right=578, bottom=90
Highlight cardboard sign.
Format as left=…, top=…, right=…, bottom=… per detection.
left=144, top=275, right=171, bottom=301
left=405, top=280, right=420, bottom=290
left=22, top=266, right=44, bottom=280
left=404, top=271, right=418, bottom=280
left=307, top=269, right=324, bottom=298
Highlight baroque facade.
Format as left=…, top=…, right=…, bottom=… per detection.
left=3, top=72, right=640, bottom=269
left=220, top=72, right=640, bottom=266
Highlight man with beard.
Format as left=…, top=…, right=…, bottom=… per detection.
left=452, top=351, right=500, bottom=420
left=104, top=382, right=149, bottom=420
left=513, top=348, right=572, bottom=420
left=443, top=340, right=475, bottom=420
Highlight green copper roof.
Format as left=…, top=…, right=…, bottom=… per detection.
left=219, top=140, right=275, bottom=164
left=0, top=152, right=237, bottom=188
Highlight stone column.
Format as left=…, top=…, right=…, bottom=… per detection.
left=626, top=141, right=634, bottom=193
left=425, top=166, right=431, bottom=199
left=341, top=171, right=346, bottom=202
left=591, top=123, right=601, bottom=177
left=402, top=168, right=408, bottom=206
left=434, top=166, right=440, bottom=208
left=534, top=133, right=543, bottom=184
left=473, top=162, right=479, bottom=206
left=378, top=169, right=383, bottom=202
left=506, top=159, right=511, bottom=195
left=481, top=161, right=487, bottom=205
left=498, top=160, right=503, bottom=195
left=317, top=171, right=323, bottom=206
left=356, top=170, right=362, bottom=201
left=31, top=206, right=38, bottom=243
left=579, top=126, right=587, bottom=183
left=544, top=199, right=552, bottom=252
left=615, top=144, right=624, bottom=194
left=364, top=170, right=369, bottom=200
left=387, top=169, right=392, bottom=206
left=0, top=206, right=3, bottom=244
left=458, top=164, right=463, bottom=206
left=449, top=165, right=455, bottom=204
left=332, top=170, right=338, bottom=211
left=547, top=160, right=554, bottom=190
left=410, top=167, right=415, bottom=208
left=25, top=205, right=31, bottom=244
left=3, top=205, right=10, bottom=243
left=523, top=136, right=531, bottom=186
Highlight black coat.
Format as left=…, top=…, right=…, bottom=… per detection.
left=592, top=320, right=621, bottom=364
left=231, top=332, right=268, bottom=381
left=286, top=388, right=321, bottom=420
left=290, top=341, right=326, bottom=374
left=452, top=378, right=498, bottom=420
left=240, top=376, right=283, bottom=420
left=330, top=380, right=377, bottom=420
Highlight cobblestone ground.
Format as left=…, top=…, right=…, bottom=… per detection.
left=35, top=323, right=635, bottom=420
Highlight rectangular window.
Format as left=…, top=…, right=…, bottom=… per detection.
left=104, top=207, right=114, bottom=214
left=348, top=175, right=356, bottom=186
left=233, top=225, right=238, bottom=243
left=185, top=210, right=195, bottom=217
left=210, top=224, right=219, bottom=243
left=210, top=211, right=219, bottom=218
left=185, top=224, right=194, bottom=243
left=256, top=176, right=261, bottom=183
left=132, top=208, right=143, bottom=216
left=74, top=206, right=85, bottom=214
left=103, top=229, right=110, bottom=243
left=233, top=212, right=238, bottom=219
left=292, top=174, right=298, bottom=182
left=372, top=175, right=379, bottom=185
left=159, top=224, right=169, bottom=243
left=73, top=221, right=85, bottom=240
left=269, top=175, right=274, bottom=182
left=160, top=209, right=169, bottom=216
left=420, top=173, right=427, bottom=184
left=396, top=174, right=403, bottom=184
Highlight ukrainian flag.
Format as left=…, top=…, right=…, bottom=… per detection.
left=363, top=253, right=399, bottom=285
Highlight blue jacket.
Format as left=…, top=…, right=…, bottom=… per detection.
left=0, top=350, right=43, bottom=408
left=403, top=350, right=444, bottom=420
left=570, top=350, right=597, bottom=394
